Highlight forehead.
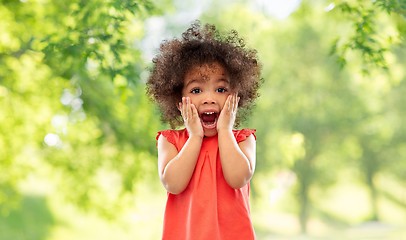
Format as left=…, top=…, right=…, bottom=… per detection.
left=184, top=62, right=229, bottom=82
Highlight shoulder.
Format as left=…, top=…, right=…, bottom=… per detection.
left=156, top=128, right=188, bottom=149
left=232, top=129, right=256, bottom=143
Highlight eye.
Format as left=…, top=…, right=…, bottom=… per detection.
left=216, top=87, right=227, bottom=93
left=191, top=88, right=201, bottom=94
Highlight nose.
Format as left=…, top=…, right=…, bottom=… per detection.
left=203, top=92, right=216, bottom=104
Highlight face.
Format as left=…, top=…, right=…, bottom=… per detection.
left=182, top=62, right=232, bottom=137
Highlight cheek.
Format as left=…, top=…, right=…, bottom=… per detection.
left=219, top=96, right=228, bottom=109
left=187, top=95, right=198, bottom=105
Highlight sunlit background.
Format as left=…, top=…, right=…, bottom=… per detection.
left=1, top=0, right=406, bottom=239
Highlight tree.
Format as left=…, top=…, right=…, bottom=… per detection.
left=331, top=0, right=406, bottom=72
left=201, top=2, right=365, bottom=232
left=329, top=0, right=406, bottom=222
left=201, top=0, right=406, bottom=233
left=0, top=0, right=167, bottom=217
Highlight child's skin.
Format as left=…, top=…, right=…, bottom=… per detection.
left=157, top=62, right=256, bottom=194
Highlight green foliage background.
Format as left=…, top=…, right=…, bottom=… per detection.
left=1, top=0, right=405, bottom=239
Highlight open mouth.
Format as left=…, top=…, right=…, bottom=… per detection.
left=200, top=112, right=218, bottom=129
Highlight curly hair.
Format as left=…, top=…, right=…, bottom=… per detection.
left=146, top=21, right=263, bottom=129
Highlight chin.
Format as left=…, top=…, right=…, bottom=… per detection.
left=203, top=128, right=218, bottom=137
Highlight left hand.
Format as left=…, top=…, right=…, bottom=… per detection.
left=217, top=93, right=240, bottom=133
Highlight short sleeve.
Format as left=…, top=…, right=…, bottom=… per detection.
left=234, top=129, right=256, bottom=143
left=156, top=130, right=177, bottom=147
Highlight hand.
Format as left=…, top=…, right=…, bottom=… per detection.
left=217, top=93, right=240, bottom=133
left=179, top=97, right=204, bottom=138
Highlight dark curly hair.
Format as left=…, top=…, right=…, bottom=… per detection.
left=146, top=21, right=263, bottom=128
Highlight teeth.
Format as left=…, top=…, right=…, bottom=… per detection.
left=203, top=112, right=215, bottom=115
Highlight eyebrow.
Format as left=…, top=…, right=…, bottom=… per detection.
left=184, top=78, right=230, bottom=88
left=217, top=78, right=230, bottom=84
left=184, top=79, right=203, bottom=88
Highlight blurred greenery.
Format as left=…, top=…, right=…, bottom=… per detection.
left=1, top=0, right=405, bottom=239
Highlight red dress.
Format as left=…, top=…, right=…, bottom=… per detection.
left=156, top=128, right=257, bottom=240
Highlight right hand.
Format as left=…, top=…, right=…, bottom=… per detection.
left=179, top=97, right=204, bottom=139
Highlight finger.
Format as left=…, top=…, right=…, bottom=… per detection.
left=181, top=98, right=184, bottom=120
left=231, top=93, right=237, bottom=112
left=235, top=96, right=240, bottom=112
left=186, top=102, right=190, bottom=120
left=233, top=93, right=239, bottom=112
left=227, top=94, right=232, bottom=112
left=179, top=102, right=184, bottom=119
left=187, top=97, right=193, bottom=121
left=182, top=97, right=187, bottom=121
left=188, top=97, right=193, bottom=121
left=186, top=97, right=190, bottom=121
left=229, top=94, right=233, bottom=112
left=230, top=93, right=236, bottom=112
left=191, top=103, right=198, bottom=119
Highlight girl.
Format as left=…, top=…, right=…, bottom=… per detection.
left=146, top=21, right=262, bottom=240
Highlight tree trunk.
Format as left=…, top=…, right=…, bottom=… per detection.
left=295, top=157, right=313, bottom=234
left=299, top=182, right=309, bottom=233
left=367, top=172, right=379, bottom=221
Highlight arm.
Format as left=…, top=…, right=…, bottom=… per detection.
left=157, top=97, right=204, bottom=194
left=157, top=134, right=202, bottom=194
left=218, top=131, right=256, bottom=189
left=217, top=93, right=256, bottom=189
